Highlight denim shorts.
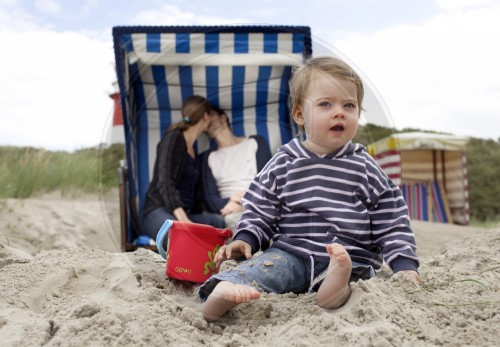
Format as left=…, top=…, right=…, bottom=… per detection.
left=199, top=246, right=375, bottom=301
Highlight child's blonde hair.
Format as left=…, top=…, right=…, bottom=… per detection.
left=289, top=56, right=364, bottom=133
left=169, top=95, right=211, bottom=132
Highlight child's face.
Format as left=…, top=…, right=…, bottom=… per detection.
left=293, top=72, right=359, bottom=155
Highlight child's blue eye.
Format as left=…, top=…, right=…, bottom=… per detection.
left=345, top=103, right=355, bottom=109
left=319, top=101, right=331, bottom=107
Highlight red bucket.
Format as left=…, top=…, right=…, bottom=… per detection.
left=156, top=220, right=232, bottom=283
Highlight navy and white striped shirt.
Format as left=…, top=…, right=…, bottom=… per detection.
left=234, top=139, right=419, bottom=272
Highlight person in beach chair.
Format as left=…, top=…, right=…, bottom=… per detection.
left=198, top=106, right=272, bottom=231
left=113, top=25, right=313, bottom=251
left=139, top=95, right=225, bottom=244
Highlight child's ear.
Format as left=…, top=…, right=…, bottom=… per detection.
left=292, top=105, right=305, bottom=126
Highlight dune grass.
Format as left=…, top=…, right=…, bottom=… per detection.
left=0, top=144, right=125, bottom=198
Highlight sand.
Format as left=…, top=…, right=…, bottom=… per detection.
left=0, top=190, right=499, bottom=346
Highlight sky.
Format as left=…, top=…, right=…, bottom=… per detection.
left=1, top=0, right=499, bottom=151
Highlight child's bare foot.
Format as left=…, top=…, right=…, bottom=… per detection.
left=317, top=243, right=352, bottom=309
left=202, top=281, right=261, bottom=321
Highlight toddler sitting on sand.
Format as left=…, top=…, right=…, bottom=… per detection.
left=199, top=56, right=420, bottom=321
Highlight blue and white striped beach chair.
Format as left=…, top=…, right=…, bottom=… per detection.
left=112, top=25, right=313, bottom=251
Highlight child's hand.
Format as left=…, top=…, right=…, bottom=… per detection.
left=214, top=240, right=252, bottom=267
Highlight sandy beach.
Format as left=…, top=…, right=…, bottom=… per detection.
left=0, top=190, right=498, bottom=346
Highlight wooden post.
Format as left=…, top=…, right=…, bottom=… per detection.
left=438, top=180, right=453, bottom=223
left=118, top=162, right=127, bottom=252
left=427, top=181, right=433, bottom=222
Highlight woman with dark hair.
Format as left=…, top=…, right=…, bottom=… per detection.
left=140, top=95, right=224, bottom=242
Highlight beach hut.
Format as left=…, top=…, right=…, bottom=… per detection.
left=113, top=25, right=312, bottom=251
left=368, top=132, right=470, bottom=225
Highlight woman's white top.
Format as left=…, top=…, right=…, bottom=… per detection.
left=207, top=137, right=258, bottom=199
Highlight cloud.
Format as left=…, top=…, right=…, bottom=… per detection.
left=130, top=5, right=250, bottom=26
left=0, top=2, right=40, bottom=31
left=0, top=25, right=116, bottom=150
left=35, top=0, right=61, bottom=15
left=0, top=0, right=16, bottom=6
left=435, top=0, right=495, bottom=12
left=81, top=0, right=99, bottom=13
left=331, top=2, right=500, bottom=139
